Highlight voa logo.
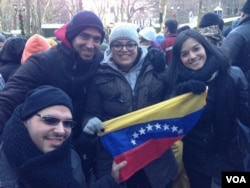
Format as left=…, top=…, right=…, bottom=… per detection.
left=226, top=176, right=247, bottom=184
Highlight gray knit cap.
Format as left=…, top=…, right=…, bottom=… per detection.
left=109, top=23, right=139, bottom=46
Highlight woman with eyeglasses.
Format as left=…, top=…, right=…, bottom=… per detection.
left=82, top=23, right=177, bottom=188
left=0, top=85, right=126, bottom=188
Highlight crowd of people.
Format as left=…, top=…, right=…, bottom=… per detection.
left=0, top=0, right=250, bottom=187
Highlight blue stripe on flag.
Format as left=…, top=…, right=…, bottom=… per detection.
left=101, top=108, right=203, bottom=156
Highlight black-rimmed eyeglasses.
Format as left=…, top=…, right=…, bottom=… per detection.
left=36, top=114, right=76, bottom=129
left=111, top=42, right=137, bottom=51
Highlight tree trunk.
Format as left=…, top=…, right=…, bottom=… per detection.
left=25, top=0, right=31, bottom=37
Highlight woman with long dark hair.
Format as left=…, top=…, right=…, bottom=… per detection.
left=165, top=29, right=250, bottom=188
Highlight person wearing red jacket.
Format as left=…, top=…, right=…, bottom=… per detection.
left=161, top=18, right=178, bottom=65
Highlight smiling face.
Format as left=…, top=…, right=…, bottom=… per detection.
left=180, top=38, right=207, bottom=70
left=110, top=39, right=138, bottom=72
left=24, top=105, right=72, bottom=153
left=72, top=28, right=102, bottom=60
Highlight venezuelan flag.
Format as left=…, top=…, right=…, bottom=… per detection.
left=100, top=90, right=207, bottom=182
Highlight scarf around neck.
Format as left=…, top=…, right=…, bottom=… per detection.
left=2, top=105, right=76, bottom=188
left=177, top=55, right=220, bottom=84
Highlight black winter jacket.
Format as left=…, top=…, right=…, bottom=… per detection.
left=0, top=43, right=103, bottom=136
left=83, top=48, right=177, bottom=188
left=183, top=66, right=249, bottom=185
left=221, top=16, right=250, bottom=101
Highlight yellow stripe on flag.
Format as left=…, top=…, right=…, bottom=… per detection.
left=101, top=90, right=207, bottom=135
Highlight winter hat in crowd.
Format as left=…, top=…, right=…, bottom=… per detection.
left=66, top=10, right=105, bottom=43
left=21, top=85, right=73, bottom=120
left=199, top=12, right=220, bottom=28
left=242, top=0, right=250, bottom=14
left=139, top=27, right=156, bottom=42
left=109, top=23, right=139, bottom=45
left=0, top=36, right=27, bottom=63
left=21, top=34, right=51, bottom=64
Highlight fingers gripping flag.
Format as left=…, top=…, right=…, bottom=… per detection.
left=99, top=90, right=207, bottom=182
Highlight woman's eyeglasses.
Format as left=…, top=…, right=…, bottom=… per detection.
left=111, top=42, right=137, bottom=51
left=36, top=113, right=76, bottom=129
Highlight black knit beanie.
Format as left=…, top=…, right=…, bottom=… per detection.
left=199, top=12, right=220, bottom=28
left=21, top=85, right=73, bottom=120
left=242, top=0, right=250, bottom=14
left=66, top=10, right=105, bottom=43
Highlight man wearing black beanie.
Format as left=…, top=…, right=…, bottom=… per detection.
left=221, top=0, right=250, bottom=105
left=0, top=10, right=105, bottom=183
left=0, top=85, right=127, bottom=188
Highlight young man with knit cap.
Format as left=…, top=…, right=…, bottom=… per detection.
left=0, top=85, right=126, bottom=188
left=82, top=23, right=177, bottom=188
left=221, top=0, right=250, bottom=105
left=0, top=10, right=105, bottom=182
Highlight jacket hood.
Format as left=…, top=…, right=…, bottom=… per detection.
left=21, top=34, right=51, bottom=64
left=54, top=23, right=71, bottom=47
left=0, top=36, right=27, bottom=64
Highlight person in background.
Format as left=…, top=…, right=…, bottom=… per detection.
left=0, top=85, right=126, bottom=188
left=161, top=18, right=178, bottom=65
left=21, top=34, right=51, bottom=64
left=82, top=23, right=177, bottom=188
left=47, top=37, right=58, bottom=47
left=138, top=27, right=162, bottom=50
left=0, top=34, right=6, bottom=53
left=165, top=29, right=250, bottom=188
left=99, top=39, right=108, bottom=54
left=221, top=0, right=250, bottom=103
left=154, top=32, right=165, bottom=46
left=0, top=36, right=27, bottom=82
left=169, top=23, right=192, bottom=188
left=0, top=10, right=105, bottom=183
left=176, top=25, right=191, bottom=35
left=198, top=12, right=224, bottom=46
left=223, top=17, right=240, bottom=37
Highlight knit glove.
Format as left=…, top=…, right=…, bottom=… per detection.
left=83, top=117, right=104, bottom=135
left=146, top=47, right=166, bottom=72
left=175, top=80, right=206, bottom=96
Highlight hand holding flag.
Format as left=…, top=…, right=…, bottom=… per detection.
left=100, top=90, right=207, bottom=182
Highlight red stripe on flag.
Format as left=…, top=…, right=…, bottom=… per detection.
left=114, top=135, right=184, bottom=182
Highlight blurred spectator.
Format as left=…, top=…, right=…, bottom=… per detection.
left=161, top=18, right=178, bottom=64
left=21, top=34, right=51, bottom=64
left=199, top=12, right=224, bottom=46
left=221, top=0, right=250, bottom=103
left=47, top=38, right=58, bottom=47
left=223, top=17, right=241, bottom=37
left=99, top=40, right=108, bottom=54
left=177, top=25, right=191, bottom=34
left=139, top=27, right=162, bottom=50
left=0, top=34, right=6, bottom=52
left=0, top=36, right=27, bottom=82
left=154, top=32, right=165, bottom=46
